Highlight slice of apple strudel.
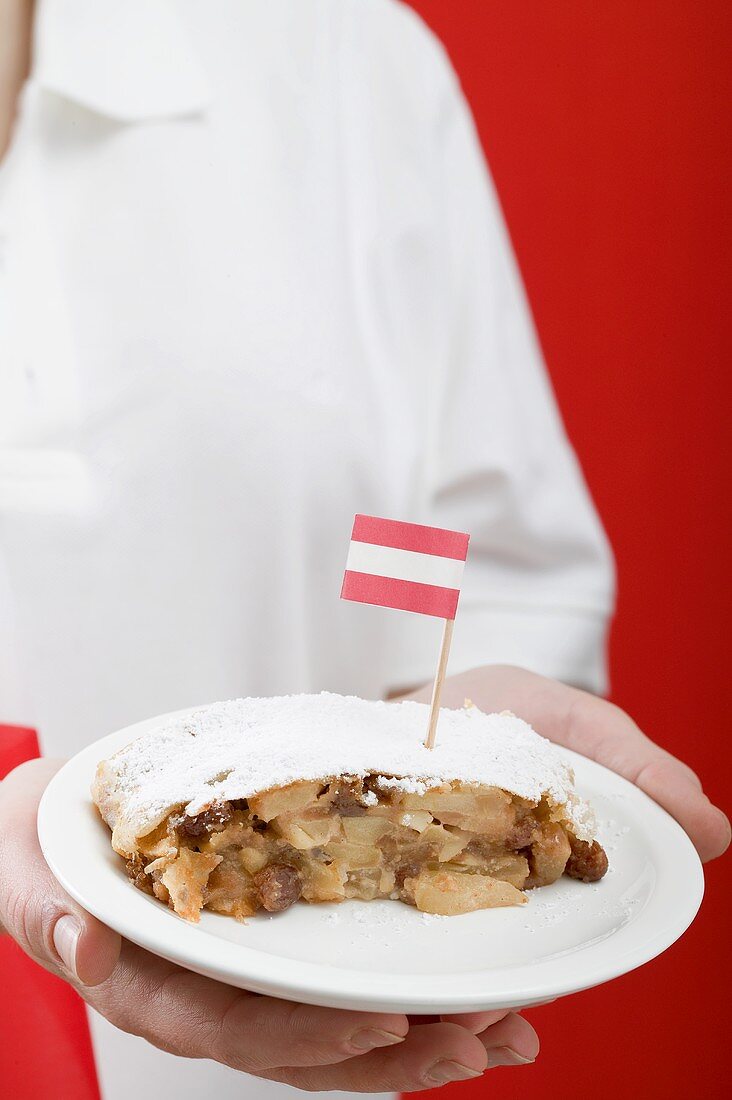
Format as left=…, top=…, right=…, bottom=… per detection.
left=92, top=693, right=608, bottom=921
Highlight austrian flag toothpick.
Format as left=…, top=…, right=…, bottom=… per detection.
left=341, top=514, right=469, bottom=619
left=341, top=515, right=470, bottom=749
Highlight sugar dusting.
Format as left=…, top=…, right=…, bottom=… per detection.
left=92, top=692, right=596, bottom=853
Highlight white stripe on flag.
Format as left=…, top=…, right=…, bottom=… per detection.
left=345, top=540, right=465, bottom=589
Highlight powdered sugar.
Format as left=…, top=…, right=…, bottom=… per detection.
left=92, top=692, right=596, bottom=854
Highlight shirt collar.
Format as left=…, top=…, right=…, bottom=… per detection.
left=32, top=0, right=212, bottom=122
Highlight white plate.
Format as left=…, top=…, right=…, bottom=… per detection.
left=38, top=708, right=704, bottom=1014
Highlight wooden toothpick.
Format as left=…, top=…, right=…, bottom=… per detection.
left=424, top=618, right=454, bottom=750
left=340, top=514, right=469, bottom=748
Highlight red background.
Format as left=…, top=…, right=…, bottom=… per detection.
left=405, top=2, right=731, bottom=1098
left=0, top=728, right=100, bottom=1100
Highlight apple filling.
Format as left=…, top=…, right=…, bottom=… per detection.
left=125, top=776, right=608, bottom=921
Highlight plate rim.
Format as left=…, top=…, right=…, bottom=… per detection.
left=37, top=706, right=705, bottom=1013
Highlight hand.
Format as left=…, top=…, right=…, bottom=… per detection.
left=403, top=664, right=730, bottom=862
left=0, top=759, right=538, bottom=1092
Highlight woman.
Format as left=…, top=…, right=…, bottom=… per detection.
left=1, top=2, right=728, bottom=1098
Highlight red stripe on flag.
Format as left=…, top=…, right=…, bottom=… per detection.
left=351, top=515, right=469, bottom=560
left=341, top=570, right=460, bottom=619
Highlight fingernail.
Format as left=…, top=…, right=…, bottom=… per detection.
left=350, top=1028, right=405, bottom=1051
left=426, top=1060, right=485, bottom=1084
left=486, top=1045, right=535, bottom=1067
left=53, top=915, right=81, bottom=980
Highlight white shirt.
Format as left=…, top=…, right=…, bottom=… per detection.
left=0, top=2, right=614, bottom=1097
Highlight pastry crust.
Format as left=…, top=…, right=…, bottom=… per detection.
left=92, top=693, right=608, bottom=920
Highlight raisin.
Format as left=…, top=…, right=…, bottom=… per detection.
left=177, top=801, right=233, bottom=839
left=125, top=855, right=154, bottom=896
left=253, top=863, right=302, bottom=912
left=506, top=813, right=540, bottom=850
left=565, top=837, right=609, bottom=882
left=394, top=860, right=422, bottom=889
left=392, top=843, right=435, bottom=888
left=328, top=780, right=367, bottom=817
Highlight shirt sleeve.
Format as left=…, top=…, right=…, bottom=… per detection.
left=388, top=18, right=615, bottom=695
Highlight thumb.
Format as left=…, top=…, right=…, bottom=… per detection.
left=0, top=758, right=121, bottom=986
left=49, top=911, right=121, bottom=987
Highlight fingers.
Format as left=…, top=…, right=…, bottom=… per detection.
left=266, top=1021, right=490, bottom=1092
left=0, top=758, right=122, bottom=985
left=564, top=692, right=731, bottom=862
left=92, top=936, right=408, bottom=1070
left=440, top=1010, right=538, bottom=1067
left=440, top=1008, right=512, bottom=1033
left=475, top=1011, right=539, bottom=1066
left=441, top=1002, right=555, bottom=1035
left=219, top=992, right=408, bottom=1068
left=430, top=665, right=731, bottom=864
left=633, top=754, right=731, bottom=862
left=440, top=1006, right=544, bottom=1070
